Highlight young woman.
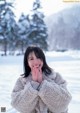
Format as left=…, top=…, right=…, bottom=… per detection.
left=11, top=46, right=72, bottom=113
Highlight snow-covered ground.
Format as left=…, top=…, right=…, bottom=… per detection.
left=0, top=51, right=80, bottom=113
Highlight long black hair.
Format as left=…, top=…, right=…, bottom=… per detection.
left=22, top=46, right=52, bottom=77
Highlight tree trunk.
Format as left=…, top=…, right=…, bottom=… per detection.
left=21, top=41, right=24, bottom=54
left=4, top=38, right=7, bottom=56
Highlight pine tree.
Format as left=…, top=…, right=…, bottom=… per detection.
left=27, top=0, right=48, bottom=50
left=0, top=0, right=17, bottom=55
left=17, top=13, right=30, bottom=54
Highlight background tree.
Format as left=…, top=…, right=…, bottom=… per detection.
left=17, top=13, right=30, bottom=54
left=0, top=0, right=17, bottom=55
left=27, top=0, right=48, bottom=50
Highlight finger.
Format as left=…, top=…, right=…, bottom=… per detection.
left=39, top=65, right=42, bottom=71
left=31, top=65, right=34, bottom=71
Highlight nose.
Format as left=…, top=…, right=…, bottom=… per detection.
left=33, top=59, right=39, bottom=66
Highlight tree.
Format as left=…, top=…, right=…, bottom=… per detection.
left=17, top=13, right=30, bottom=54
left=72, top=23, right=80, bottom=49
left=0, top=0, right=17, bottom=55
left=27, top=0, right=48, bottom=50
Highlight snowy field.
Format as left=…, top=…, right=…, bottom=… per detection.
left=0, top=50, right=80, bottom=113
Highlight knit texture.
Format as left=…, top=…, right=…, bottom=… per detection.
left=11, top=72, right=72, bottom=113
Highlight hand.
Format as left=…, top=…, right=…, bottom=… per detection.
left=31, top=66, right=38, bottom=82
left=31, top=62, right=43, bottom=83
left=37, top=64, right=43, bottom=83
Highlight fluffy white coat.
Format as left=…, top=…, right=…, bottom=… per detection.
left=11, top=71, right=72, bottom=113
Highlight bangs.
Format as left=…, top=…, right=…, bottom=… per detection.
left=34, top=50, right=43, bottom=60
left=27, top=46, right=44, bottom=61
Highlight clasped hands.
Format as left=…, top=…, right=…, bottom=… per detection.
left=31, top=61, right=43, bottom=83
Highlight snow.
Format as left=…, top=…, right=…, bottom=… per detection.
left=0, top=50, right=80, bottom=113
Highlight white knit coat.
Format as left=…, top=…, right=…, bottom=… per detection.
left=11, top=71, right=72, bottom=113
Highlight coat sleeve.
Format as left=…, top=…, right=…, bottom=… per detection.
left=38, top=73, right=72, bottom=113
left=11, top=77, right=39, bottom=113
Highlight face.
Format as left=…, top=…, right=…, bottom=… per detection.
left=28, top=52, right=43, bottom=69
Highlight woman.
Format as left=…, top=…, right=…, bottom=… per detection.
left=11, top=46, right=72, bottom=113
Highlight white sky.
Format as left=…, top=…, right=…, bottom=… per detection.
left=13, top=0, right=79, bottom=20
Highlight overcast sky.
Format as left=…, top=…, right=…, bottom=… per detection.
left=13, top=0, right=78, bottom=20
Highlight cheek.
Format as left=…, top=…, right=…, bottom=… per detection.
left=38, top=60, right=43, bottom=67
left=28, top=61, right=33, bottom=68
left=41, top=61, right=43, bottom=67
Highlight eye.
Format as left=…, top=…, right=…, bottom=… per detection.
left=30, top=58, right=34, bottom=60
left=36, top=56, right=40, bottom=59
left=28, top=57, right=34, bottom=61
left=29, top=58, right=34, bottom=60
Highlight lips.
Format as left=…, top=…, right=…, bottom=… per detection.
left=33, top=64, right=41, bottom=68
